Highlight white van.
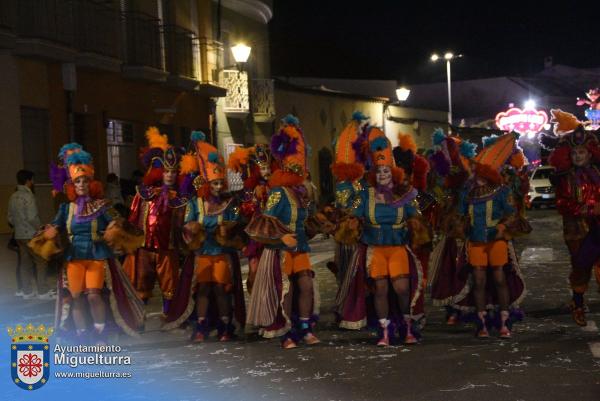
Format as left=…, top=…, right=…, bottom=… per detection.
left=528, top=165, right=555, bottom=208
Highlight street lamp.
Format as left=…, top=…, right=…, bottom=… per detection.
left=396, top=87, right=410, bottom=102
left=231, top=43, right=252, bottom=64
left=431, top=52, right=462, bottom=126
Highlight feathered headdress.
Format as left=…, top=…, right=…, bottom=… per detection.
left=66, top=150, right=95, bottom=181
left=140, top=126, right=184, bottom=186
left=473, top=131, right=526, bottom=184
left=393, top=133, right=430, bottom=191
left=429, top=128, right=477, bottom=178
left=269, top=115, right=307, bottom=187
left=361, top=126, right=406, bottom=186
left=331, top=111, right=368, bottom=182
left=180, top=130, right=226, bottom=199
left=539, top=109, right=600, bottom=171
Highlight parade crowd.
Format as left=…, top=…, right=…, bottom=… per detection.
left=8, top=106, right=600, bottom=350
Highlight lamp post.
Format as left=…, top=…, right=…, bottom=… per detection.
left=396, top=87, right=410, bottom=102
left=431, top=52, right=461, bottom=126
left=230, top=43, right=253, bottom=142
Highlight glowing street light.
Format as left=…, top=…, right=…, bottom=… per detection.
left=396, top=87, right=411, bottom=102
left=231, top=43, right=251, bottom=64
left=524, top=99, right=536, bottom=109
left=431, top=51, right=462, bottom=125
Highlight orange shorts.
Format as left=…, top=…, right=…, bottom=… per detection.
left=467, top=240, right=508, bottom=268
left=66, top=260, right=105, bottom=296
left=369, top=245, right=409, bottom=279
left=195, top=255, right=231, bottom=285
left=282, top=251, right=311, bottom=276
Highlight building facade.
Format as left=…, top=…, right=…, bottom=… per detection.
left=0, top=0, right=273, bottom=232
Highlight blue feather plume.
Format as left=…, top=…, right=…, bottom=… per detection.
left=191, top=130, right=206, bottom=142
left=370, top=136, right=388, bottom=152
left=459, top=140, right=477, bottom=158
left=432, top=128, right=446, bottom=146
left=282, top=114, right=299, bottom=126
left=208, top=152, right=220, bottom=163
left=58, top=143, right=83, bottom=160
left=66, top=150, right=92, bottom=166
left=352, top=111, right=369, bottom=121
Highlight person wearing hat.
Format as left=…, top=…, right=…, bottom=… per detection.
left=427, top=129, right=478, bottom=325
left=345, top=126, right=426, bottom=346
left=245, top=115, right=320, bottom=349
left=541, top=109, right=600, bottom=326
left=456, top=132, right=530, bottom=338
left=123, top=127, right=190, bottom=316
left=162, top=131, right=245, bottom=342
left=35, top=145, right=145, bottom=343
left=228, top=143, right=278, bottom=294
left=315, top=111, right=372, bottom=330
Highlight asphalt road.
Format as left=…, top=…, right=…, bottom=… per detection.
left=1, top=209, right=599, bottom=401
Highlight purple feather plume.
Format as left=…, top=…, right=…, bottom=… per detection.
left=178, top=174, right=195, bottom=196
left=270, top=130, right=299, bottom=160
left=429, top=151, right=451, bottom=176
left=50, top=162, right=68, bottom=192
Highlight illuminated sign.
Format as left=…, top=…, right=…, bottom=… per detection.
left=495, top=107, right=548, bottom=136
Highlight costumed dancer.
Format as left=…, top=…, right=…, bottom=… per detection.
left=325, top=112, right=368, bottom=329
left=245, top=115, right=320, bottom=349
left=228, top=144, right=277, bottom=293
left=348, top=127, right=427, bottom=346
left=540, top=110, right=600, bottom=326
left=123, top=127, right=190, bottom=315
left=162, top=131, right=245, bottom=342
left=427, top=129, right=478, bottom=324
left=439, top=132, right=530, bottom=338
left=393, top=133, right=432, bottom=323
left=31, top=145, right=145, bottom=343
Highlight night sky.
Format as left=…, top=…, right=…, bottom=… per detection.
left=269, top=1, right=600, bottom=84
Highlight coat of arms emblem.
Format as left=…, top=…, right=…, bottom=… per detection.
left=8, top=323, right=54, bottom=390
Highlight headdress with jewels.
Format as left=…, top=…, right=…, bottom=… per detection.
left=140, top=126, right=185, bottom=186
left=228, top=143, right=277, bottom=190
left=50, top=142, right=83, bottom=196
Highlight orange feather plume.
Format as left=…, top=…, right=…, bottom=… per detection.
left=398, top=133, right=417, bottom=154
left=180, top=154, right=198, bottom=175
left=145, top=126, right=169, bottom=150
left=227, top=146, right=253, bottom=173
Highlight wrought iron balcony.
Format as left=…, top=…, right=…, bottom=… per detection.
left=162, top=24, right=196, bottom=79
left=122, top=11, right=162, bottom=70
left=251, top=78, right=275, bottom=122
left=16, top=0, right=75, bottom=47
left=73, top=0, right=120, bottom=59
left=221, top=69, right=249, bottom=116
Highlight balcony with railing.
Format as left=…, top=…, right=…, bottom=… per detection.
left=251, top=78, right=275, bottom=122
left=162, top=24, right=198, bottom=89
left=73, top=0, right=121, bottom=71
left=14, top=0, right=77, bottom=60
left=121, top=11, right=166, bottom=82
left=221, top=69, right=249, bottom=117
